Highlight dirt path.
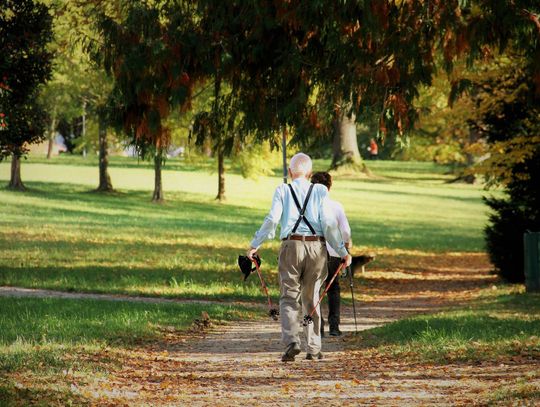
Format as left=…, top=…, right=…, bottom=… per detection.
left=4, top=252, right=539, bottom=405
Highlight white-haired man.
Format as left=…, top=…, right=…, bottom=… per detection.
left=247, top=152, right=351, bottom=362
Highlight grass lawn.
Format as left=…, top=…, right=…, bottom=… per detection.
left=0, top=155, right=530, bottom=405
left=355, top=287, right=540, bottom=364
left=0, top=296, right=260, bottom=405
left=350, top=287, right=540, bottom=405
left=0, top=155, right=490, bottom=300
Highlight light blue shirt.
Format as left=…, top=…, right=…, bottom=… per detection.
left=250, top=177, right=348, bottom=257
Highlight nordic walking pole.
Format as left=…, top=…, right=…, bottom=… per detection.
left=348, top=265, right=359, bottom=334
left=303, top=260, right=346, bottom=326
left=251, top=258, right=279, bottom=321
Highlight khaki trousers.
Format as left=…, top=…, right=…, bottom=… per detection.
left=278, top=239, right=328, bottom=354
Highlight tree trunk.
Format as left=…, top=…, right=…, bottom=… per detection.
left=216, top=148, right=225, bottom=201
left=96, top=113, right=114, bottom=192
left=330, top=110, right=369, bottom=174
left=8, top=154, right=26, bottom=191
left=449, top=129, right=478, bottom=184
left=46, top=116, right=57, bottom=159
left=152, top=150, right=164, bottom=202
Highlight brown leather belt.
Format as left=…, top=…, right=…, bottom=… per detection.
left=282, top=235, right=325, bottom=242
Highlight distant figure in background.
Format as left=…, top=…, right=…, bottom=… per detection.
left=311, top=171, right=352, bottom=337
left=369, top=138, right=378, bottom=160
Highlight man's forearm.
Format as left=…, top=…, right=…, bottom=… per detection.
left=250, top=216, right=278, bottom=249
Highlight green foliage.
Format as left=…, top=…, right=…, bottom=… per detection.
left=0, top=0, right=54, bottom=158
left=455, top=60, right=540, bottom=282
left=197, top=0, right=540, bottom=146
left=484, top=148, right=540, bottom=283
left=232, top=142, right=283, bottom=180
left=92, top=1, right=201, bottom=159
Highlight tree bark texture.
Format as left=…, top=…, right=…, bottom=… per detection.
left=216, top=148, right=225, bottom=201
left=331, top=111, right=360, bottom=166
left=8, top=154, right=26, bottom=191
left=96, top=113, right=114, bottom=192
left=46, top=116, right=57, bottom=159
left=330, top=111, right=369, bottom=174
left=152, top=150, right=164, bottom=202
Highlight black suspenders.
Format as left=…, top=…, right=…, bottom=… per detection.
left=287, top=183, right=317, bottom=235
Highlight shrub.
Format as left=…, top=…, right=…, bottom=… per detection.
left=484, top=149, right=540, bottom=283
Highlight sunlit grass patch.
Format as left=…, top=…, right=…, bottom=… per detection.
left=0, top=296, right=261, bottom=371
left=353, top=290, right=540, bottom=363
left=0, top=158, right=489, bottom=299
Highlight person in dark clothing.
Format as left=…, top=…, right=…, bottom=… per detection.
left=311, top=172, right=352, bottom=337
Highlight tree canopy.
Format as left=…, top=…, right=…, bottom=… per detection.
left=0, top=0, right=53, bottom=160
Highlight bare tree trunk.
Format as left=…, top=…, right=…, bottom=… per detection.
left=96, top=113, right=114, bottom=192
left=46, top=116, right=57, bottom=159
left=330, top=110, right=369, bottom=174
left=216, top=148, right=225, bottom=201
left=152, top=150, right=164, bottom=202
left=8, top=154, right=25, bottom=191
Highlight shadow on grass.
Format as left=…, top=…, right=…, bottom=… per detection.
left=0, top=297, right=261, bottom=346
left=0, top=265, right=278, bottom=302
left=2, top=180, right=486, bottom=251
left=354, top=292, right=540, bottom=361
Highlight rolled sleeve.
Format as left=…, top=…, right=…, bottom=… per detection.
left=250, top=186, right=283, bottom=249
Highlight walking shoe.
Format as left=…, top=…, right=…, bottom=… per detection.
left=329, top=326, right=342, bottom=337
left=306, top=352, right=324, bottom=360
left=281, top=342, right=301, bottom=362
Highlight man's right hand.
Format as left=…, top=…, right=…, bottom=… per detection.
left=342, top=253, right=352, bottom=267
left=246, top=247, right=258, bottom=260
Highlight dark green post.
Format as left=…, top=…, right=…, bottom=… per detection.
left=524, top=232, right=540, bottom=292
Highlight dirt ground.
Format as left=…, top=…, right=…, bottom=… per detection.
left=2, top=252, right=539, bottom=406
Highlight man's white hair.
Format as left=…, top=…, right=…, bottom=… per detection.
left=289, top=152, right=312, bottom=176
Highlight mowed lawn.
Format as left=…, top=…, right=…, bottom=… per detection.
left=2, top=156, right=529, bottom=406
left=0, top=156, right=490, bottom=300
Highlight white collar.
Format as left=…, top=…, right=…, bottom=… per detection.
left=292, top=177, right=310, bottom=185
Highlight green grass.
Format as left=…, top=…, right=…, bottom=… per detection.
left=0, top=155, right=521, bottom=405
left=355, top=289, right=540, bottom=363
left=16, top=153, right=456, bottom=180
left=0, top=296, right=258, bottom=371
left=0, top=156, right=490, bottom=300
left=0, top=296, right=260, bottom=406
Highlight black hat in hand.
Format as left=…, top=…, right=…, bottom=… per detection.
left=237, top=254, right=262, bottom=281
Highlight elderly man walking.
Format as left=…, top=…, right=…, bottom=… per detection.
left=247, top=153, right=351, bottom=362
